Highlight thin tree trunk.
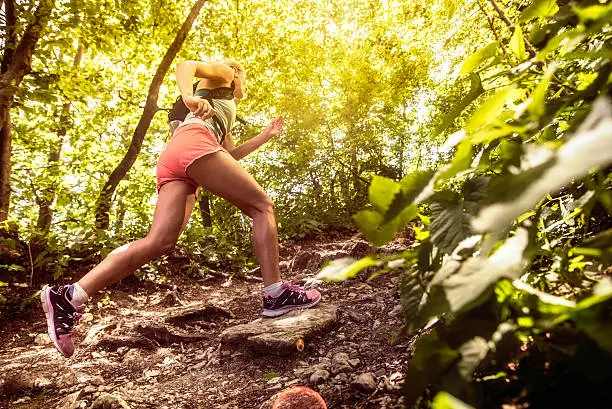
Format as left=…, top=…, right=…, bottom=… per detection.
left=1, top=0, right=17, bottom=74
left=93, top=0, right=206, bottom=230
left=36, top=43, right=85, bottom=233
left=198, top=192, right=212, bottom=228
left=112, top=184, right=129, bottom=233
left=0, top=0, right=56, bottom=222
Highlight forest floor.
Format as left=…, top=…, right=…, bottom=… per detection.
left=0, top=230, right=418, bottom=409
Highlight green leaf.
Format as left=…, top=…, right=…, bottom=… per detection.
left=434, top=74, right=485, bottom=136
left=473, top=97, right=612, bottom=233
left=0, top=281, right=8, bottom=287
left=404, top=331, right=460, bottom=407
left=400, top=267, right=427, bottom=327
left=509, top=26, right=527, bottom=60
left=434, top=141, right=474, bottom=188
left=459, top=42, right=498, bottom=75
left=569, top=279, right=612, bottom=354
left=369, top=176, right=401, bottom=214
left=430, top=178, right=489, bottom=254
left=383, top=170, right=434, bottom=223
left=355, top=205, right=419, bottom=246
left=316, top=256, right=380, bottom=282
left=519, top=0, right=559, bottom=22
left=432, top=392, right=476, bottom=409
left=573, top=4, right=612, bottom=24
left=527, top=64, right=556, bottom=118
left=465, top=87, right=522, bottom=132
left=419, top=229, right=530, bottom=324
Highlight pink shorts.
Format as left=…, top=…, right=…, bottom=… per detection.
left=156, top=123, right=227, bottom=193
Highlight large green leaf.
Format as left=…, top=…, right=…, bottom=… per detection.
left=568, top=279, right=612, bottom=354
left=369, top=175, right=401, bottom=214
left=316, top=256, right=381, bottom=282
left=434, top=141, right=473, bottom=188
left=433, top=74, right=485, bottom=136
left=430, top=178, right=489, bottom=254
left=519, top=0, right=559, bottom=22
left=509, top=26, right=527, bottom=60
left=404, top=331, right=460, bottom=407
left=465, top=87, right=523, bottom=132
left=400, top=267, right=428, bottom=327
left=573, top=3, right=612, bottom=24
left=354, top=204, right=419, bottom=246
left=527, top=63, right=556, bottom=118
left=473, top=97, right=612, bottom=233
left=383, top=170, right=434, bottom=224
left=459, top=43, right=498, bottom=75
left=418, top=229, right=530, bottom=324
left=432, top=392, right=475, bottom=409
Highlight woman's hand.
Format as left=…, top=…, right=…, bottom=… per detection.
left=262, top=116, right=285, bottom=139
left=184, top=95, right=215, bottom=119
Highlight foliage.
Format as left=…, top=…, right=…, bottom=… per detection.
left=318, top=1, right=612, bottom=407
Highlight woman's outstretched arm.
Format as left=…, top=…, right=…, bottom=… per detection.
left=224, top=116, right=285, bottom=161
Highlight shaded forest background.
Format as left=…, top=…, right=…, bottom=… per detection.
left=1, top=0, right=612, bottom=408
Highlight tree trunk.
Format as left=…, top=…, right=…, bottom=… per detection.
left=198, top=192, right=212, bottom=228
left=93, top=0, right=206, bottom=230
left=0, top=0, right=55, bottom=222
left=1, top=0, right=17, bottom=74
left=36, top=43, right=85, bottom=233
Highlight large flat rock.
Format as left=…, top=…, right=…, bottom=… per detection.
left=221, top=305, right=338, bottom=356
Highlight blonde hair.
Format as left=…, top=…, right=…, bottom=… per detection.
left=221, top=58, right=245, bottom=76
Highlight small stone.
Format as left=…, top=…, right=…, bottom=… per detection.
left=331, top=352, right=352, bottom=375
left=267, top=383, right=283, bottom=392
left=57, top=391, right=83, bottom=409
left=391, top=304, right=403, bottom=316
left=34, top=333, right=51, bottom=346
left=92, top=352, right=103, bottom=359
left=309, top=369, right=330, bottom=384
left=348, top=358, right=360, bottom=367
left=116, top=347, right=129, bottom=356
left=334, top=373, right=348, bottom=383
left=90, top=393, right=131, bottom=409
left=90, top=375, right=104, bottom=386
left=352, top=373, right=377, bottom=393
left=345, top=310, right=364, bottom=323
left=375, top=368, right=386, bottom=377
left=332, top=352, right=349, bottom=365
left=83, top=385, right=97, bottom=394
left=33, top=377, right=52, bottom=388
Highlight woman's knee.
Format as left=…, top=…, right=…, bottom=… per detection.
left=144, top=234, right=178, bottom=257
left=248, top=194, right=275, bottom=217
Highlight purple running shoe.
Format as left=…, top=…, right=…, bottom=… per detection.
left=40, top=284, right=84, bottom=357
left=263, top=281, right=322, bottom=317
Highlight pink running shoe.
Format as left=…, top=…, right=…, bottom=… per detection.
left=40, top=284, right=84, bottom=357
left=263, top=281, right=322, bottom=317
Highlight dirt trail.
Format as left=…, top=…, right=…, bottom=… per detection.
left=0, top=232, right=416, bottom=409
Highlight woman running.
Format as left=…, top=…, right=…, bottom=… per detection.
left=41, top=58, right=322, bottom=358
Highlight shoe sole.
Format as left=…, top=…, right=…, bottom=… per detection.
left=262, top=295, right=322, bottom=318
left=40, top=285, right=71, bottom=358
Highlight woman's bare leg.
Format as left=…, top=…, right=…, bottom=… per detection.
left=186, top=151, right=281, bottom=286
left=77, top=181, right=195, bottom=295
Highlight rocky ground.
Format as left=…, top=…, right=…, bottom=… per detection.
left=0, top=232, right=418, bottom=409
